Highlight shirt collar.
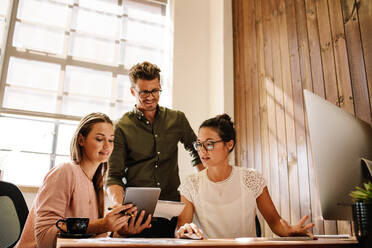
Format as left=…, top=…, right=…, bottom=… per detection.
left=132, top=105, right=164, bottom=119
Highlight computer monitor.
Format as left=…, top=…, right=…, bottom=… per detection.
left=304, top=90, right=372, bottom=220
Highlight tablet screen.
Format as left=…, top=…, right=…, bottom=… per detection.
left=122, top=187, right=161, bottom=217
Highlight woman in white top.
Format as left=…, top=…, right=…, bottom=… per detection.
left=176, top=114, right=314, bottom=239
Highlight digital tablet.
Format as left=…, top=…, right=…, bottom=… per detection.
left=122, top=187, right=161, bottom=219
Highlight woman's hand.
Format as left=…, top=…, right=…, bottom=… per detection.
left=117, top=210, right=152, bottom=236
left=86, top=204, right=136, bottom=235
left=175, top=223, right=204, bottom=239
left=282, top=215, right=315, bottom=238
left=103, top=204, right=136, bottom=232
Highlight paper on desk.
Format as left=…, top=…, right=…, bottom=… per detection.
left=153, top=200, right=185, bottom=220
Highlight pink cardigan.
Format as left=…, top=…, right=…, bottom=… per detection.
left=15, top=162, right=102, bottom=248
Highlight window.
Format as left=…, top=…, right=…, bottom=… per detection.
left=0, top=0, right=171, bottom=186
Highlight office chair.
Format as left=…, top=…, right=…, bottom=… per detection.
left=0, top=181, right=29, bottom=248
left=255, top=215, right=261, bottom=237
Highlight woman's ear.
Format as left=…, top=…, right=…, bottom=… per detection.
left=226, top=139, right=234, bottom=152
left=78, top=134, right=84, bottom=147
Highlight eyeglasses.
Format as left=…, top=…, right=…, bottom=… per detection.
left=134, top=88, right=162, bottom=99
left=193, top=140, right=224, bottom=151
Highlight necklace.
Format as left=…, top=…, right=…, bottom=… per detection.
left=79, top=166, right=94, bottom=206
left=80, top=166, right=92, bottom=180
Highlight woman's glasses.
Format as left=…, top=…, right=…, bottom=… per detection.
left=193, top=140, right=224, bottom=151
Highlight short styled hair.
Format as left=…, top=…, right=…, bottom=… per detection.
left=128, top=61, right=161, bottom=86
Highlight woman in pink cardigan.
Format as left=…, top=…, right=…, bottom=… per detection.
left=16, top=112, right=141, bottom=248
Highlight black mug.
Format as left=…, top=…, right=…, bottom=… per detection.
left=56, top=218, right=89, bottom=234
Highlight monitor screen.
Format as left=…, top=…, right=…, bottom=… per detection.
left=304, top=90, right=372, bottom=220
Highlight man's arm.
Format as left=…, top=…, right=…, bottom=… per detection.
left=106, top=124, right=127, bottom=206
left=179, top=112, right=203, bottom=167
left=107, top=184, right=125, bottom=206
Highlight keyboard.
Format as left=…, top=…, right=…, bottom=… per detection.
left=314, top=234, right=351, bottom=239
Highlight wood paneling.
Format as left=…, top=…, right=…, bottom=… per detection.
left=232, top=0, right=372, bottom=236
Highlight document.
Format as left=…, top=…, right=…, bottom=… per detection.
left=153, top=200, right=185, bottom=220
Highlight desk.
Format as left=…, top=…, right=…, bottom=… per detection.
left=57, top=237, right=358, bottom=248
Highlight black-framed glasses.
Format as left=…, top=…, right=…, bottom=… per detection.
left=193, top=140, right=224, bottom=151
left=134, top=88, right=162, bottom=98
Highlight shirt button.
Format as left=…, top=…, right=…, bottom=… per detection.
left=157, top=151, right=160, bottom=155
left=154, top=134, right=158, bottom=138
left=157, top=182, right=160, bottom=186
left=155, top=164, right=158, bottom=168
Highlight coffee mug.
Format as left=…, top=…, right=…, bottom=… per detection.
left=56, top=218, right=89, bottom=234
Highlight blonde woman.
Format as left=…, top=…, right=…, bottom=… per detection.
left=16, top=113, right=136, bottom=248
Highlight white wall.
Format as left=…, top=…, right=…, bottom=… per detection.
left=171, top=0, right=234, bottom=182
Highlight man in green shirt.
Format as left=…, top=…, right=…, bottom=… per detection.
left=106, top=61, right=203, bottom=238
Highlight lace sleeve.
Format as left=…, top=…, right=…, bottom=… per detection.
left=178, top=174, right=200, bottom=203
left=242, top=168, right=266, bottom=198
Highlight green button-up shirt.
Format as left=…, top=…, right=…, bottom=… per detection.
left=106, top=106, right=201, bottom=201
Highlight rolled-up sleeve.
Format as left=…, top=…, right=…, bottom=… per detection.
left=179, top=112, right=201, bottom=166
left=106, top=124, right=127, bottom=188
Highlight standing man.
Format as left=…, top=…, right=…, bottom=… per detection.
left=106, top=61, right=203, bottom=237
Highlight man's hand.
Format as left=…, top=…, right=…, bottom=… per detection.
left=117, top=210, right=152, bottom=236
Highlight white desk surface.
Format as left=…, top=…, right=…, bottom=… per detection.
left=57, top=237, right=358, bottom=248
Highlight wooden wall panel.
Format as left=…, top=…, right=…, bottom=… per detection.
left=232, top=0, right=243, bottom=168
left=279, top=0, right=301, bottom=229
left=328, top=0, right=354, bottom=114
left=263, top=0, right=281, bottom=216
left=341, top=0, right=371, bottom=124
left=242, top=0, right=254, bottom=169
left=232, top=0, right=372, bottom=236
left=285, top=0, right=312, bottom=224
left=271, top=0, right=290, bottom=223
left=305, top=0, right=326, bottom=98
left=358, top=0, right=372, bottom=119
left=254, top=0, right=273, bottom=236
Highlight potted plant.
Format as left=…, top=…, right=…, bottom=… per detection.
left=349, top=182, right=372, bottom=245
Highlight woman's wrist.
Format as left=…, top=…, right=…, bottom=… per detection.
left=87, top=218, right=109, bottom=235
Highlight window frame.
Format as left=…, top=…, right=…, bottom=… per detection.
left=0, top=0, right=170, bottom=188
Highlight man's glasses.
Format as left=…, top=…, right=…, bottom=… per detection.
left=193, top=140, right=224, bottom=151
left=134, top=88, right=162, bottom=99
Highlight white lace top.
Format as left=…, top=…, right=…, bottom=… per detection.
left=178, top=166, right=266, bottom=238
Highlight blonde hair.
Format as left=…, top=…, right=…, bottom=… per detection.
left=70, top=112, right=113, bottom=217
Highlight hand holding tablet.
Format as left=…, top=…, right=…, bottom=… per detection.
left=122, top=187, right=161, bottom=222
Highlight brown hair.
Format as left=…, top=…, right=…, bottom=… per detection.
left=128, top=61, right=161, bottom=86
left=70, top=112, right=113, bottom=217
left=199, top=113, right=236, bottom=153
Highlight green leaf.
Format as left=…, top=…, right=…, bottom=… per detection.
left=349, top=181, right=372, bottom=202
